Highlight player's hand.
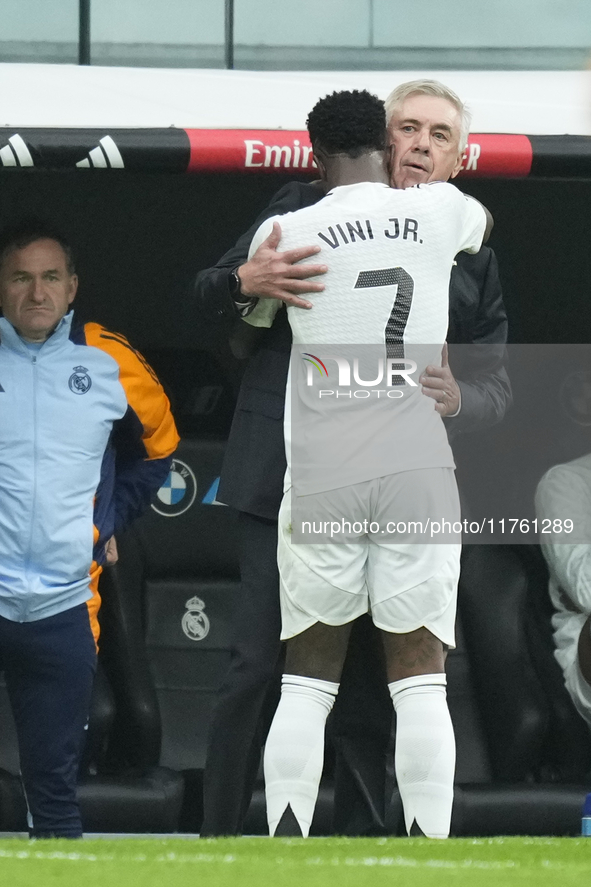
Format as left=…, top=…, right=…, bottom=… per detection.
left=419, top=344, right=461, bottom=417
left=238, top=222, right=327, bottom=309
left=104, top=535, right=118, bottom=566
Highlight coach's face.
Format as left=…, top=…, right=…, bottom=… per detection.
left=388, top=94, right=464, bottom=189
left=0, top=239, right=77, bottom=342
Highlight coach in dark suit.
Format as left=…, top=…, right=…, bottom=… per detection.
left=196, top=80, right=511, bottom=836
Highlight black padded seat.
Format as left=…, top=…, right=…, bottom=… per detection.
left=146, top=577, right=238, bottom=772
left=78, top=767, right=183, bottom=833
left=447, top=614, right=494, bottom=785
left=458, top=545, right=549, bottom=782
left=453, top=544, right=591, bottom=836
left=98, top=437, right=241, bottom=832
left=517, top=544, right=591, bottom=781
left=451, top=783, right=586, bottom=836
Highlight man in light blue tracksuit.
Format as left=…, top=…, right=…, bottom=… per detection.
left=0, top=221, right=179, bottom=837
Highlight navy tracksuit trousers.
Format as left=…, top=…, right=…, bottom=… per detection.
left=0, top=603, right=97, bottom=837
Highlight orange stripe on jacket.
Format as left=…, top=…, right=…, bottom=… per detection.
left=86, top=560, right=102, bottom=649
left=83, top=323, right=179, bottom=460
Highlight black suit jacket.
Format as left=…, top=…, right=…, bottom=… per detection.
left=195, top=181, right=512, bottom=520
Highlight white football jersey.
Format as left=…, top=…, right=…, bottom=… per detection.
left=246, top=181, right=486, bottom=494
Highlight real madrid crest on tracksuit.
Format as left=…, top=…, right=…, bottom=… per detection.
left=68, top=365, right=92, bottom=394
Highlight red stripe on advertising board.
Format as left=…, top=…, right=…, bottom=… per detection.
left=186, top=129, right=317, bottom=174
left=459, top=134, right=533, bottom=177
left=186, top=129, right=533, bottom=177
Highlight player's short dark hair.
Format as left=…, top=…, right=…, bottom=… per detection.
left=0, top=219, right=75, bottom=275
left=306, top=90, right=386, bottom=158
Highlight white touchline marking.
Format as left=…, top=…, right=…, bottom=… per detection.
left=0, top=849, right=106, bottom=861
left=0, top=845, right=582, bottom=873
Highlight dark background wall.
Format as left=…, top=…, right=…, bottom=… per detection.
left=0, top=170, right=589, bottom=438
left=465, top=177, right=591, bottom=346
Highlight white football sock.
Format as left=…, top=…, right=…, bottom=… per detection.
left=264, top=674, right=339, bottom=837
left=389, top=673, right=455, bottom=839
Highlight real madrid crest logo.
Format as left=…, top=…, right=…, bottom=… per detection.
left=69, top=365, right=92, bottom=395
left=182, top=595, right=210, bottom=642
left=151, top=458, right=197, bottom=517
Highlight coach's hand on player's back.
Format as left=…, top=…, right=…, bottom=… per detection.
left=237, top=222, right=327, bottom=309
left=420, top=343, right=461, bottom=417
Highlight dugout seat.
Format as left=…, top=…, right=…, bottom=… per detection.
left=97, top=436, right=241, bottom=832
left=451, top=544, right=591, bottom=836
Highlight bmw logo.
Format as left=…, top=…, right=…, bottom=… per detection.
left=151, top=458, right=197, bottom=517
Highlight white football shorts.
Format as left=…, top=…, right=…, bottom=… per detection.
left=278, top=467, right=461, bottom=646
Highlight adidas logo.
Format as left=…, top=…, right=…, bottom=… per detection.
left=76, top=136, right=124, bottom=169
left=0, top=135, right=34, bottom=168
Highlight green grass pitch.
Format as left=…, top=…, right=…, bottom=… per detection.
left=1, top=836, right=590, bottom=887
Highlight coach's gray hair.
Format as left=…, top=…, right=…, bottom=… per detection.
left=385, top=79, right=472, bottom=153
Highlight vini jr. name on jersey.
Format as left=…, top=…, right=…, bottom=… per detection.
left=318, top=218, right=422, bottom=249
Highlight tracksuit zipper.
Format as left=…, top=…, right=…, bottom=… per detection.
left=24, top=353, right=38, bottom=619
